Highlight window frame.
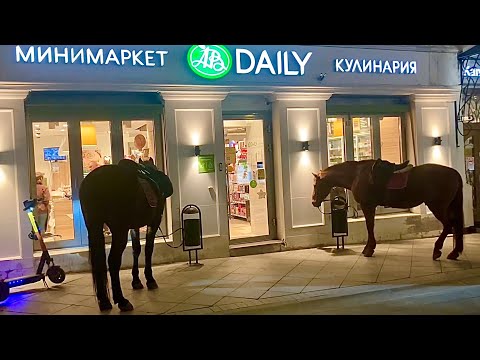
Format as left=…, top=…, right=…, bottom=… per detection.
left=26, top=94, right=165, bottom=251
left=326, top=113, right=408, bottom=217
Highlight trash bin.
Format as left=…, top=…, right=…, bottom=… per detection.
left=181, top=204, right=203, bottom=265
left=330, top=187, right=348, bottom=249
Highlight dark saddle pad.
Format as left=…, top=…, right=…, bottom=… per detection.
left=138, top=177, right=159, bottom=208
left=371, top=159, right=412, bottom=190
left=386, top=171, right=410, bottom=190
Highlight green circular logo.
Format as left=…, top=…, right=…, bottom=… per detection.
left=250, top=180, right=258, bottom=188
left=187, top=45, right=233, bottom=80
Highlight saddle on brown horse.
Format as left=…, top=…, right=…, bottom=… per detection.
left=369, top=159, right=413, bottom=205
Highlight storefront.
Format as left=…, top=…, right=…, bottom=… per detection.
left=0, top=45, right=472, bottom=277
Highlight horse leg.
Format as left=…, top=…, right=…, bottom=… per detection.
left=361, top=205, right=377, bottom=257
left=108, top=228, right=133, bottom=312
left=144, top=223, right=159, bottom=290
left=447, top=187, right=464, bottom=260
left=426, top=203, right=451, bottom=260
left=130, top=228, right=144, bottom=290
left=87, top=222, right=112, bottom=311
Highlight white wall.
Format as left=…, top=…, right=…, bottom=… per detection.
left=162, top=92, right=230, bottom=258
left=272, top=93, right=332, bottom=244
left=411, top=93, right=473, bottom=226
left=0, top=92, right=34, bottom=279
left=175, top=108, right=219, bottom=236
left=287, top=108, right=325, bottom=228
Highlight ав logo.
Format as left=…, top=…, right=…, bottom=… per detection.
left=187, top=45, right=233, bottom=80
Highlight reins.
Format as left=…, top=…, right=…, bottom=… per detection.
left=315, top=196, right=359, bottom=218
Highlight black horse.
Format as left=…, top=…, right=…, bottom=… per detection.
left=79, top=158, right=173, bottom=312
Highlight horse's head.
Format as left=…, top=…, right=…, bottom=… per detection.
left=139, top=157, right=157, bottom=170
left=312, top=171, right=334, bottom=207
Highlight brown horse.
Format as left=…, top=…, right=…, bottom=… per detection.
left=311, top=159, right=464, bottom=260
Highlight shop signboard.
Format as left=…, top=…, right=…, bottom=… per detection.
left=198, top=154, right=215, bottom=174
left=3, top=45, right=431, bottom=87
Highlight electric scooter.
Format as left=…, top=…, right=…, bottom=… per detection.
left=0, top=199, right=66, bottom=303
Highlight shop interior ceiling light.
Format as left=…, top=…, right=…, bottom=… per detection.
left=80, top=123, right=97, bottom=146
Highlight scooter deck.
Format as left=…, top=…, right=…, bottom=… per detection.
left=4, top=273, right=45, bottom=288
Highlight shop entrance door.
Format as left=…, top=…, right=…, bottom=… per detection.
left=223, top=115, right=276, bottom=244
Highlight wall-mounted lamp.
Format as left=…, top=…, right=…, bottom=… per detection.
left=433, top=136, right=442, bottom=146
left=194, top=145, right=201, bottom=156
left=301, top=141, right=310, bottom=151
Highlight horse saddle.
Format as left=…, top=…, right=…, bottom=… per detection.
left=137, top=164, right=174, bottom=208
left=371, top=159, right=413, bottom=190
left=118, top=159, right=174, bottom=208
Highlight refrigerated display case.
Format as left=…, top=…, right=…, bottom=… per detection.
left=353, top=133, right=373, bottom=161
left=328, top=136, right=345, bottom=166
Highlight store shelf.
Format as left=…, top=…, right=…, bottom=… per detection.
left=231, top=214, right=248, bottom=219
left=226, top=141, right=251, bottom=222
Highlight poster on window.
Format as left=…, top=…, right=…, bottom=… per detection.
left=466, top=156, right=475, bottom=171
left=82, top=149, right=103, bottom=175
left=225, top=147, right=236, bottom=164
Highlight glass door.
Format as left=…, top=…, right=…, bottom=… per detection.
left=121, top=119, right=167, bottom=240
left=327, top=117, right=346, bottom=166
left=223, top=115, right=276, bottom=244
left=349, top=116, right=373, bottom=215
left=32, top=121, right=80, bottom=249
left=377, top=115, right=405, bottom=215
left=352, top=117, right=373, bottom=161
left=80, top=121, right=113, bottom=177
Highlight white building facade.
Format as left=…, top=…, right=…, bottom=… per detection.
left=0, top=45, right=471, bottom=278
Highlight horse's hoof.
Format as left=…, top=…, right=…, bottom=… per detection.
left=118, top=300, right=134, bottom=312
left=432, top=250, right=442, bottom=260
left=146, top=280, right=158, bottom=290
left=362, top=247, right=374, bottom=257
left=132, top=280, right=144, bottom=290
left=363, top=250, right=375, bottom=257
left=99, top=300, right=113, bottom=311
left=447, top=251, right=460, bottom=260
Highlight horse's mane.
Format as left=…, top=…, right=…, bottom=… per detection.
left=139, top=157, right=157, bottom=170
left=323, top=159, right=374, bottom=173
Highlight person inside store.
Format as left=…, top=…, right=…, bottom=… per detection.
left=35, top=171, right=51, bottom=236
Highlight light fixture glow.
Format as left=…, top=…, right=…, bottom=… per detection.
left=80, top=123, right=97, bottom=146
left=0, top=167, right=6, bottom=185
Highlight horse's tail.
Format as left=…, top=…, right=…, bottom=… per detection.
left=449, top=175, right=464, bottom=254
left=88, top=224, right=110, bottom=304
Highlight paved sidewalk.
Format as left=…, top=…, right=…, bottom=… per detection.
left=1, top=234, right=479, bottom=315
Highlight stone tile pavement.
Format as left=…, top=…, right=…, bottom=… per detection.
left=1, top=234, right=480, bottom=315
